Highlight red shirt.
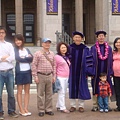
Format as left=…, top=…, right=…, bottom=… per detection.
left=98, top=81, right=112, bottom=97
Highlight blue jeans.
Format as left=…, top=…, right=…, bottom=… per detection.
left=98, top=96, right=108, bottom=110
left=0, top=70, right=15, bottom=114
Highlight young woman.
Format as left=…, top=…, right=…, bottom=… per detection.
left=113, top=37, right=120, bottom=111
left=14, top=34, right=33, bottom=116
left=55, top=42, right=70, bottom=113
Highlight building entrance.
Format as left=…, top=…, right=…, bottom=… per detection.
left=23, top=14, right=34, bottom=43
left=6, top=14, right=15, bottom=43
left=62, top=0, right=96, bottom=44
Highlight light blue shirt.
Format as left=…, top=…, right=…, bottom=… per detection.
left=0, top=40, right=15, bottom=70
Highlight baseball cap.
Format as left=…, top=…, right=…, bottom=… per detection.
left=42, top=38, right=51, bottom=43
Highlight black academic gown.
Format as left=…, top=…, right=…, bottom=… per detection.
left=69, top=43, right=93, bottom=100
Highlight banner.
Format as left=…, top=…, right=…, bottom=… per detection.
left=46, top=0, right=58, bottom=15
left=112, top=0, right=120, bottom=14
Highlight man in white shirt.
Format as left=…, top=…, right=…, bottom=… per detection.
left=0, top=26, right=18, bottom=120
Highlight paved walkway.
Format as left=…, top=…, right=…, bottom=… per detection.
left=1, top=91, right=119, bottom=120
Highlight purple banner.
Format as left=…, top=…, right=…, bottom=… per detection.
left=46, top=0, right=58, bottom=15
left=112, top=0, right=120, bottom=14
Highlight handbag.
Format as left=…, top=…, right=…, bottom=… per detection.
left=52, top=78, right=61, bottom=94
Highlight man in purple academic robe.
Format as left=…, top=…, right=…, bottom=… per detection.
left=90, top=30, right=113, bottom=112
left=69, top=31, right=94, bottom=113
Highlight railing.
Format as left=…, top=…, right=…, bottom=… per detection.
left=55, top=31, right=73, bottom=45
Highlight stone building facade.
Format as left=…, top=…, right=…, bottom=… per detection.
left=0, top=0, right=119, bottom=45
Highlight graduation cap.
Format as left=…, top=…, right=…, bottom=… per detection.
left=72, top=31, right=84, bottom=38
left=95, top=30, right=107, bottom=37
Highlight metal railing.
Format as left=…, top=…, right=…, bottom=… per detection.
left=55, top=31, right=73, bottom=45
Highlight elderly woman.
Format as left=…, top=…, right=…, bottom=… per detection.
left=55, top=42, right=70, bottom=113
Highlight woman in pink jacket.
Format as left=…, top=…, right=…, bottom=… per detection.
left=55, top=42, right=70, bottom=113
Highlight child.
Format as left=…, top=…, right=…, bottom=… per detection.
left=98, top=73, right=112, bottom=113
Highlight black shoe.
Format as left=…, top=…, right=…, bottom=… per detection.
left=45, top=111, right=54, bottom=116
left=108, top=106, right=112, bottom=112
left=9, top=112, right=19, bottom=118
left=114, top=108, right=120, bottom=112
left=0, top=112, right=4, bottom=120
left=38, top=112, right=44, bottom=117
left=91, top=107, right=98, bottom=112
left=56, top=108, right=60, bottom=111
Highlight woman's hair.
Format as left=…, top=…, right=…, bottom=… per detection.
left=14, top=33, right=24, bottom=49
left=113, top=37, right=120, bottom=52
left=56, top=42, right=69, bottom=56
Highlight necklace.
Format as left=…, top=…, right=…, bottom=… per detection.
left=95, top=41, right=109, bottom=60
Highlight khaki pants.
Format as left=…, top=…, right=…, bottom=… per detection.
left=92, top=95, right=98, bottom=108
left=70, top=99, right=85, bottom=108
left=37, top=74, right=53, bottom=112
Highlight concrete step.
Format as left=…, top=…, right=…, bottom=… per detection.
left=3, top=78, right=92, bottom=94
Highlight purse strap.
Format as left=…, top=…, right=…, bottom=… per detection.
left=42, top=51, right=53, bottom=68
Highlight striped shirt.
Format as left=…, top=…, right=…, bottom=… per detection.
left=32, top=50, right=56, bottom=78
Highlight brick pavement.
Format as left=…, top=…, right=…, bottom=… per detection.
left=1, top=91, right=119, bottom=120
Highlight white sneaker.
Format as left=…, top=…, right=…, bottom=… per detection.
left=99, top=109, right=104, bottom=113
left=105, top=109, right=108, bottom=113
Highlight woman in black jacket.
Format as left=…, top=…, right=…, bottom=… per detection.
left=14, top=34, right=33, bottom=116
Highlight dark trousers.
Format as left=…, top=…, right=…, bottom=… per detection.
left=113, top=76, right=120, bottom=109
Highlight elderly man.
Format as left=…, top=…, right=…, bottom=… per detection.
left=32, top=38, right=56, bottom=117
left=69, top=31, right=94, bottom=113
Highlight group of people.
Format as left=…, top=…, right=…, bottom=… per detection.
left=0, top=25, right=120, bottom=120
left=0, top=26, right=33, bottom=120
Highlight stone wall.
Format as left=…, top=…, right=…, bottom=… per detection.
left=109, top=0, right=120, bottom=43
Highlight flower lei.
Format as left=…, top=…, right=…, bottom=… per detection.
left=95, top=41, right=109, bottom=60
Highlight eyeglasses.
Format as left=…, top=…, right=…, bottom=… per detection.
left=0, top=32, right=5, bottom=34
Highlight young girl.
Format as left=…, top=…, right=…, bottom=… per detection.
left=55, top=42, right=70, bottom=113
left=14, top=34, right=33, bottom=116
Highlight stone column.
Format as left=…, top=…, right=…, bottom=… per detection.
left=15, top=0, right=23, bottom=34
left=95, top=0, right=109, bottom=32
left=75, top=0, right=83, bottom=32
left=37, top=0, right=42, bottom=46
left=37, top=0, right=62, bottom=45
left=0, top=0, right=1, bottom=25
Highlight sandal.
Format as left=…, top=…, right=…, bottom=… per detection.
left=61, top=109, right=70, bottom=113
